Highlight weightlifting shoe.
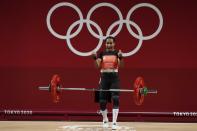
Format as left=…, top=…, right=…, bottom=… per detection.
left=112, top=122, right=118, bottom=130
left=102, top=119, right=109, bottom=128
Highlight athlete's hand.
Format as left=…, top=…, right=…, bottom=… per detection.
left=91, top=52, right=97, bottom=60
left=118, top=50, right=123, bottom=59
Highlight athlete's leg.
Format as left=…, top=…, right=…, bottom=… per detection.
left=99, top=73, right=110, bottom=128
left=111, top=74, right=120, bottom=130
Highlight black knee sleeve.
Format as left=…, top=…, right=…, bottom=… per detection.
left=112, top=95, right=119, bottom=109
left=99, top=99, right=107, bottom=111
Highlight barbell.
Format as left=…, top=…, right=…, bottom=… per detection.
left=38, top=74, right=157, bottom=105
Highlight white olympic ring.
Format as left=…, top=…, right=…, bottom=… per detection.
left=86, top=2, right=124, bottom=40
left=46, top=2, right=163, bottom=57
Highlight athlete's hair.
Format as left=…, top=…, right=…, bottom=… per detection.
left=105, top=36, right=115, bottom=43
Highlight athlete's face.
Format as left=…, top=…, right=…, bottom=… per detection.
left=105, top=38, right=115, bottom=49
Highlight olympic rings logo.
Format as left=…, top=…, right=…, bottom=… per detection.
left=46, top=2, right=163, bottom=57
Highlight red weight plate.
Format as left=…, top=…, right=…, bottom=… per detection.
left=133, top=76, right=145, bottom=105
left=50, top=74, right=61, bottom=103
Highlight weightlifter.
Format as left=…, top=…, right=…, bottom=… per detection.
left=92, top=36, right=123, bottom=130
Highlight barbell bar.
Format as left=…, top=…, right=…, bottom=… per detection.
left=38, top=86, right=157, bottom=93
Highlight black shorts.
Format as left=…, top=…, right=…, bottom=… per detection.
left=100, top=72, right=120, bottom=90
left=94, top=72, right=120, bottom=103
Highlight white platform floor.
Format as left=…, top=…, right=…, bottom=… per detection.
left=0, top=121, right=197, bottom=131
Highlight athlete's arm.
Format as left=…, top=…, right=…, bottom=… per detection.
left=117, top=50, right=124, bottom=67
left=95, top=58, right=102, bottom=68
left=118, top=58, right=124, bottom=68
left=92, top=52, right=102, bottom=68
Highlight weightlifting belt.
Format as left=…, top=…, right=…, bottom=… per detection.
left=100, top=69, right=118, bottom=73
